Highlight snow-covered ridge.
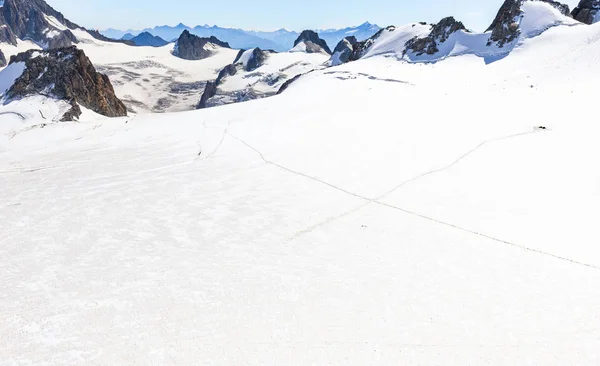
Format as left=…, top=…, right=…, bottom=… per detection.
left=329, top=0, right=579, bottom=65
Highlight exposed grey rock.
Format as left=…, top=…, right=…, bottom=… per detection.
left=486, top=0, right=571, bottom=47
left=6, top=47, right=127, bottom=121
left=0, top=50, right=6, bottom=68
left=196, top=81, right=218, bottom=109
left=405, top=17, right=467, bottom=56
left=47, top=30, right=79, bottom=49
left=241, top=48, right=272, bottom=71
left=173, top=30, right=230, bottom=60
left=276, top=74, right=303, bottom=94
left=572, top=0, right=600, bottom=24
left=293, top=30, right=332, bottom=54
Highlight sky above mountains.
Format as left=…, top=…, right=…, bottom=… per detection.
left=47, top=0, right=582, bottom=32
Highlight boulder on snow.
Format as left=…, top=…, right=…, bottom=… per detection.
left=292, top=30, right=332, bottom=54
left=405, top=17, right=467, bottom=56
left=0, top=50, right=6, bottom=68
left=330, top=36, right=358, bottom=65
left=6, top=46, right=127, bottom=121
left=486, top=0, right=571, bottom=47
left=572, top=0, right=600, bottom=24
left=173, top=30, right=230, bottom=60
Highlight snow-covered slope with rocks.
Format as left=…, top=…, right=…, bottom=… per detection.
left=198, top=48, right=328, bottom=108
left=4, top=0, right=600, bottom=364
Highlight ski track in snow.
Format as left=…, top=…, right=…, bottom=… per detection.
left=228, top=129, right=600, bottom=271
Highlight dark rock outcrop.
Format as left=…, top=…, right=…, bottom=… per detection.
left=330, top=36, right=358, bottom=64
left=405, top=17, right=467, bottom=56
left=572, top=0, right=600, bottom=24
left=130, top=32, right=169, bottom=47
left=47, top=30, right=79, bottom=49
left=293, top=30, right=332, bottom=54
left=196, top=63, right=237, bottom=108
left=6, top=47, right=127, bottom=121
left=486, top=0, right=571, bottom=47
left=0, top=50, right=6, bottom=68
left=173, top=30, right=230, bottom=60
left=276, top=74, right=303, bottom=94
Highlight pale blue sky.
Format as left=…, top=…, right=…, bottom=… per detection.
left=47, top=0, right=580, bottom=32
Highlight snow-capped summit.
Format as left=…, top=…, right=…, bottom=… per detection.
left=291, top=30, right=332, bottom=55
left=172, top=30, right=231, bottom=60
left=572, top=0, right=600, bottom=24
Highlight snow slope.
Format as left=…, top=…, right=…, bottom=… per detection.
left=2, top=9, right=600, bottom=366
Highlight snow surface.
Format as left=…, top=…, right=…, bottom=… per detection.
left=2, top=6, right=600, bottom=365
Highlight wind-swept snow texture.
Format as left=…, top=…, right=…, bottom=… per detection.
left=2, top=5, right=600, bottom=366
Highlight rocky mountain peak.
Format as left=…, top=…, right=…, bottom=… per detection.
left=572, top=0, right=600, bottom=24
left=0, top=0, right=80, bottom=47
left=173, top=30, right=230, bottom=60
left=5, top=46, right=127, bottom=121
left=293, top=30, right=332, bottom=54
left=486, top=0, right=571, bottom=48
left=233, top=47, right=272, bottom=72
left=405, top=17, right=466, bottom=56
left=330, top=36, right=358, bottom=65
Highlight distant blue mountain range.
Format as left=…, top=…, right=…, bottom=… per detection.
left=100, top=22, right=381, bottom=52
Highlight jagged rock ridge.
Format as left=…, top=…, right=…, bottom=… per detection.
left=6, top=47, right=127, bottom=121
left=0, top=0, right=80, bottom=47
left=173, top=30, right=230, bottom=60
left=405, top=17, right=467, bottom=56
